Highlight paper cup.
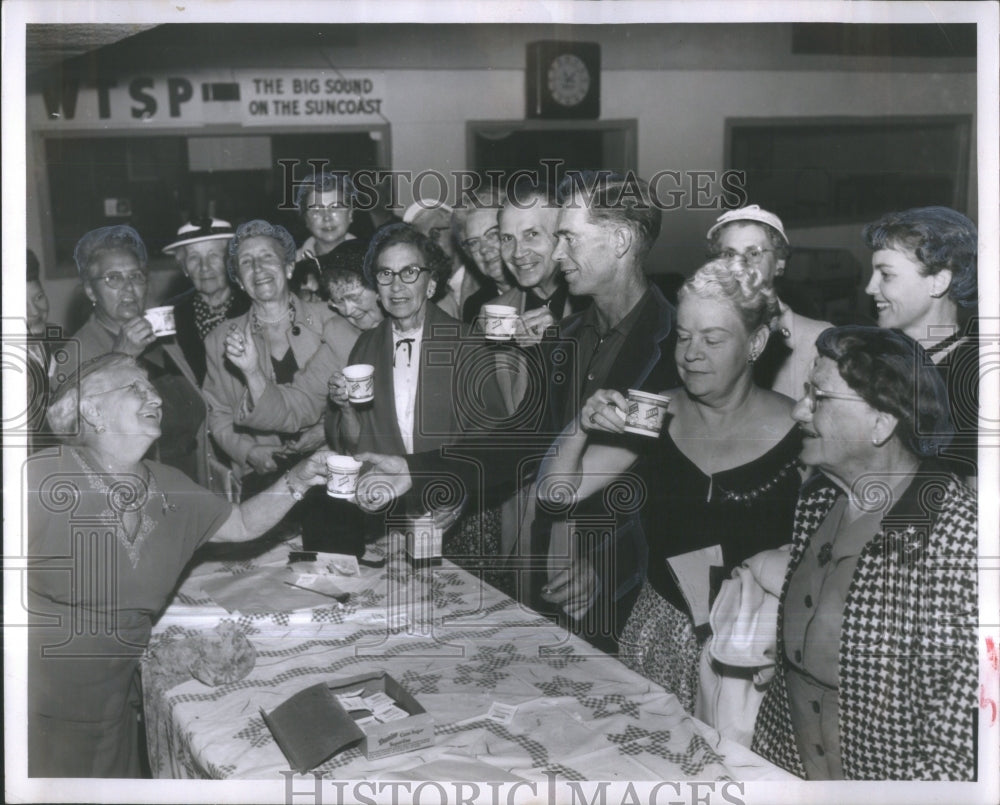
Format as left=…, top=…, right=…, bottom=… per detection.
left=342, top=364, right=375, bottom=403
left=624, top=389, right=671, bottom=437
left=326, top=454, right=363, bottom=499
left=406, top=515, right=443, bottom=561
left=482, top=304, right=519, bottom=341
left=144, top=305, right=176, bottom=336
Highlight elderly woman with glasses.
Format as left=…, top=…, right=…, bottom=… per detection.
left=753, top=326, right=977, bottom=780
left=202, top=220, right=358, bottom=501
left=329, top=222, right=504, bottom=454
left=28, top=353, right=335, bottom=777
left=707, top=206, right=831, bottom=401
left=67, top=225, right=208, bottom=485
left=863, top=206, right=978, bottom=480
left=453, top=192, right=514, bottom=322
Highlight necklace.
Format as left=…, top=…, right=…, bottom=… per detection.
left=252, top=301, right=300, bottom=335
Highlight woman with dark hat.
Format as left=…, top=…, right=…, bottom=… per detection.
left=163, top=217, right=250, bottom=385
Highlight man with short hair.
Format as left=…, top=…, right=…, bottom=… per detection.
left=164, top=217, right=249, bottom=385
left=360, top=173, right=682, bottom=654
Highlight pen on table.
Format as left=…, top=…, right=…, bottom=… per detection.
left=283, top=581, right=349, bottom=603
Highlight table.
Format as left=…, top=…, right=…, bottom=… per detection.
left=142, top=536, right=794, bottom=782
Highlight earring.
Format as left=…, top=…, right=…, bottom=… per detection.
left=748, top=353, right=757, bottom=364
left=95, top=425, right=106, bottom=434
left=871, top=436, right=879, bottom=445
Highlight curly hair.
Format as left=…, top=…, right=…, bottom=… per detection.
left=815, top=325, right=953, bottom=458
left=294, top=171, right=358, bottom=214
left=862, top=206, right=977, bottom=309
left=73, top=225, right=148, bottom=278
left=47, top=353, right=142, bottom=441
left=362, top=222, right=450, bottom=297
left=227, top=220, right=297, bottom=282
left=678, top=259, right=781, bottom=334
left=321, top=238, right=370, bottom=289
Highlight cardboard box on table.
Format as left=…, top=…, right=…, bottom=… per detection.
left=261, top=671, right=434, bottom=772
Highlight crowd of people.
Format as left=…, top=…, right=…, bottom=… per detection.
left=23, top=167, right=980, bottom=781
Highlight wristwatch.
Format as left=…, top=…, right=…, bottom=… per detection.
left=284, top=471, right=306, bottom=501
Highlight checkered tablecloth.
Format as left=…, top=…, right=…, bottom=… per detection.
left=142, top=536, right=793, bottom=781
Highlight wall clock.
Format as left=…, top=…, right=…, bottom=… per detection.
left=526, top=41, right=600, bottom=120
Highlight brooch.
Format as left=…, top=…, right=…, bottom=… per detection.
left=817, top=542, right=833, bottom=567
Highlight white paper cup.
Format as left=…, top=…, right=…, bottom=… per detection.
left=624, top=389, right=671, bottom=437
left=342, top=364, right=375, bottom=403
left=326, top=454, right=363, bottom=498
left=482, top=304, right=519, bottom=341
left=144, top=305, right=176, bottom=336
left=406, top=515, right=443, bottom=560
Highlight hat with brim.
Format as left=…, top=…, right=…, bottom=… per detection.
left=163, top=217, right=235, bottom=254
left=707, top=205, right=788, bottom=245
left=402, top=200, right=454, bottom=225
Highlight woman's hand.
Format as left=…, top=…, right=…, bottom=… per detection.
left=513, top=308, right=556, bottom=347
left=541, top=560, right=598, bottom=614
left=224, top=321, right=259, bottom=374
left=281, top=422, right=327, bottom=455
left=581, top=389, right=628, bottom=434
left=327, top=371, right=352, bottom=410
left=287, top=448, right=336, bottom=489
left=112, top=316, right=157, bottom=356
left=246, top=445, right=279, bottom=475
left=353, top=452, right=412, bottom=512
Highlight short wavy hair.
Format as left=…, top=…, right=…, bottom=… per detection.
left=557, top=171, right=661, bottom=264
left=678, top=259, right=781, bottom=334
left=294, top=171, right=358, bottom=215
left=227, top=220, right=297, bottom=281
left=362, top=223, right=450, bottom=297
left=815, top=325, right=953, bottom=458
left=47, top=353, right=141, bottom=441
left=73, top=225, right=148, bottom=278
left=862, top=206, right=977, bottom=309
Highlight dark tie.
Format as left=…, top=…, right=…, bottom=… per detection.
left=394, top=338, right=414, bottom=368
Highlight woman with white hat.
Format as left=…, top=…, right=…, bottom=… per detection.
left=706, top=205, right=830, bottom=400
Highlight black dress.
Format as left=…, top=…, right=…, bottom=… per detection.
left=620, top=423, right=802, bottom=713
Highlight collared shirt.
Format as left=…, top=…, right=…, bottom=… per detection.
left=391, top=323, right=424, bottom=454
left=569, top=287, right=655, bottom=423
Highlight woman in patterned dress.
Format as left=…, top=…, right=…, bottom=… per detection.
left=27, top=353, right=335, bottom=777
left=538, top=260, right=803, bottom=712
left=752, top=326, right=977, bottom=779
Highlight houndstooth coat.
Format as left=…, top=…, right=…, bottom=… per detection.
left=752, top=465, right=978, bottom=780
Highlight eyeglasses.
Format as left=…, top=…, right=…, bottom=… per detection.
left=93, top=271, right=149, bottom=290
left=801, top=381, right=868, bottom=411
left=306, top=202, right=350, bottom=217
left=374, top=265, right=426, bottom=285
left=86, top=380, right=159, bottom=401
left=716, top=246, right=773, bottom=266
left=461, top=228, right=500, bottom=253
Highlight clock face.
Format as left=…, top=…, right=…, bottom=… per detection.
left=547, top=53, right=591, bottom=107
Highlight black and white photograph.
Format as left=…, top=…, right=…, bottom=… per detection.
left=3, top=1, right=998, bottom=803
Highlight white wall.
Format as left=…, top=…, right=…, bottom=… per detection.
left=28, top=58, right=976, bottom=328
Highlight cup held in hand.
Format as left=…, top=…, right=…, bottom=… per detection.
left=624, top=389, right=670, bottom=437
left=326, top=454, right=363, bottom=499
left=482, top=304, right=518, bottom=341
left=342, top=364, right=375, bottom=403
left=144, top=305, right=176, bottom=336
